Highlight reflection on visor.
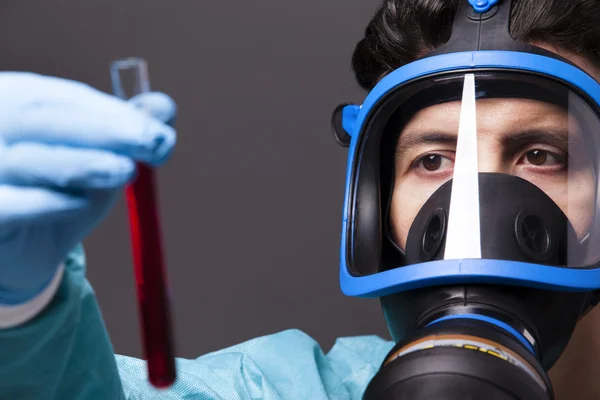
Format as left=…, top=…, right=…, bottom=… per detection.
left=444, top=74, right=481, bottom=260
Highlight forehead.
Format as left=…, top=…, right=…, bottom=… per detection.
left=401, top=98, right=568, bottom=135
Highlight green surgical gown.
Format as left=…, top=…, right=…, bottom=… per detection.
left=0, top=245, right=394, bottom=400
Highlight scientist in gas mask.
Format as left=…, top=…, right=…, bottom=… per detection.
left=2, top=0, right=600, bottom=399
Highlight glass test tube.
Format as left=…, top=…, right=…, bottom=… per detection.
left=110, top=57, right=177, bottom=389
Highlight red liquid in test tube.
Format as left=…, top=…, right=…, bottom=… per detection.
left=110, top=57, right=177, bottom=388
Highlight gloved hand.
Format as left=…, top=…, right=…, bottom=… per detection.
left=0, top=72, right=176, bottom=326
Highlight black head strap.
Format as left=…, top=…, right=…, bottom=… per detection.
left=425, top=0, right=578, bottom=68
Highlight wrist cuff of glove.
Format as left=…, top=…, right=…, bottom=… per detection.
left=0, top=264, right=65, bottom=329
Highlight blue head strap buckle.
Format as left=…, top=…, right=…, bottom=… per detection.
left=469, top=0, right=499, bottom=13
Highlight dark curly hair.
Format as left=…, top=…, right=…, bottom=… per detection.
left=352, top=0, right=600, bottom=90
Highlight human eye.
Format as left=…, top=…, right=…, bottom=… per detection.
left=517, top=148, right=567, bottom=172
left=411, top=152, right=455, bottom=178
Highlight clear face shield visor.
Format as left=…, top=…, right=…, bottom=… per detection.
left=348, top=71, right=600, bottom=278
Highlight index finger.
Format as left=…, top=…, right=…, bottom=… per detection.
left=0, top=73, right=176, bottom=166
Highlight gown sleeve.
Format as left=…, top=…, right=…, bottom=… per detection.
left=0, top=244, right=394, bottom=400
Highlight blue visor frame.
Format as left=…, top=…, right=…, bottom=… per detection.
left=340, top=50, right=600, bottom=298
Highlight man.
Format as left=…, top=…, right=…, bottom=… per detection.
left=2, top=0, right=600, bottom=398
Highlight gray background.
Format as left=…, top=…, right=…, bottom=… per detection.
left=0, top=0, right=391, bottom=358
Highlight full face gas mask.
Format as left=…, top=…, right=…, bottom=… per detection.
left=332, top=1, right=600, bottom=399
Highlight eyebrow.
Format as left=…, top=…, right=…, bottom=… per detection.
left=395, top=131, right=457, bottom=158
left=501, top=128, right=569, bottom=151
left=395, top=128, right=570, bottom=159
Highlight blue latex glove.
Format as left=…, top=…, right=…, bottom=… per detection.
left=0, top=72, right=176, bottom=310
left=0, top=72, right=393, bottom=400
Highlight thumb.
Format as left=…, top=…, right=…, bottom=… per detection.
left=128, top=92, right=177, bottom=125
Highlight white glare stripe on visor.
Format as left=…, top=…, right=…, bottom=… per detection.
left=443, top=74, right=482, bottom=260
